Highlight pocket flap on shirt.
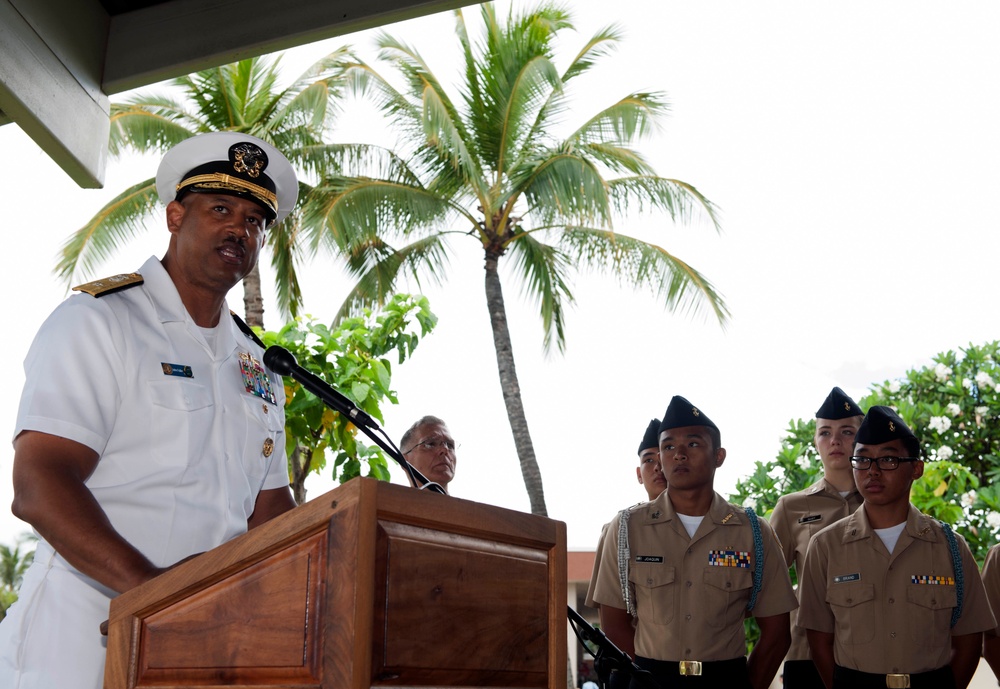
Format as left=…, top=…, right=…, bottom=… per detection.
left=147, top=378, right=213, bottom=411
left=906, top=583, right=957, bottom=610
left=826, top=582, right=875, bottom=608
left=631, top=562, right=675, bottom=588
left=703, top=566, right=753, bottom=592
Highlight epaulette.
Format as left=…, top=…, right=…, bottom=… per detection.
left=230, top=310, right=266, bottom=348
left=72, top=273, right=143, bottom=297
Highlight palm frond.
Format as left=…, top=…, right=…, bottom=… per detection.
left=55, top=179, right=160, bottom=285
left=558, top=226, right=729, bottom=324
left=266, top=205, right=305, bottom=318
left=561, top=24, right=623, bottom=83
left=108, top=101, right=202, bottom=157
left=607, top=176, right=722, bottom=232
left=294, top=142, right=423, bottom=185
left=302, top=177, right=458, bottom=256
left=567, top=92, right=669, bottom=147
left=515, top=152, right=613, bottom=228
left=333, top=235, right=451, bottom=322
left=506, top=232, right=574, bottom=353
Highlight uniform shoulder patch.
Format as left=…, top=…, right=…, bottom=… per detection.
left=72, top=273, right=144, bottom=297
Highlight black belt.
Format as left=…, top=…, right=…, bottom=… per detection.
left=833, top=664, right=955, bottom=689
left=633, top=656, right=749, bottom=688
left=782, top=659, right=825, bottom=689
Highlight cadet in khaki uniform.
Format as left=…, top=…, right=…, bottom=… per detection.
left=591, top=396, right=797, bottom=689
left=584, top=419, right=665, bottom=689
left=770, top=387, right=864, bottom=688
left=980, top=544, right=1000, bottom=679
left=798, top=406, right=994, bottom=689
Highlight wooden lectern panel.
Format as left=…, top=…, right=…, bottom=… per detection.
left=104, top=478, right=566, bottom=689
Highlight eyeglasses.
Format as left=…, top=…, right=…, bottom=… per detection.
left=404, top=438, right=458, bottom=454
left=849, top=456, right=919, bottom=471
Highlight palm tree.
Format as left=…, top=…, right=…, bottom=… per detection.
left=55, top=51, right=352, bottom=327
left=301, top=2, right=729, bottom=516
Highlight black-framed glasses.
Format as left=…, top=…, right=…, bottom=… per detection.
left=849, top=456, right=918, bottom=471
left=404, top=438, right=458, bottom=453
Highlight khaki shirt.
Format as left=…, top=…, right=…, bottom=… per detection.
left=770, top=478, right=863, bottom=660
left=591, top=490, right=797, bottom=661
left=585, top=519, right=612, bottom=608
left=798, top=504, right=995, bottom=674
left=981, top=544, right=1000, bottom=637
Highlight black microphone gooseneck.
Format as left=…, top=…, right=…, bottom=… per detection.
left=566, top=606, right=659, bottom=689
left=262, top=345, right=445, bottom=494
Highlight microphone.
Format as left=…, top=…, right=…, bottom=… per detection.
left=262, top=345, right=376, bottom=429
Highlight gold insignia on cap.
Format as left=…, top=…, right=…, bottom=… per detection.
left=889, top=421, right=896, bottom=432
left=692, top=407, right=700, bottom=417
left=72, top=272, right=144, bottom=297
left=232, top=142, right=267, bottom=178
left=262, top=438, right=274, bottom=457
left=844, top=402, right=851, bottom=411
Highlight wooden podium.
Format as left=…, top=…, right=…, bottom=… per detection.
left=104, top=478, right=567, bottom=689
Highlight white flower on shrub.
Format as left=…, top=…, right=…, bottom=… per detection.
left=887, top=380, right=901, bottom=394
left=937, top=445, right=954, bottom=460
left=977, top=406, right=989, bottom=415
left=795, top=454, right=811, bottom=471
left=961, top=490, right=976, bottom=508
left=976, top=371, right=995, bottom=388
left=947, top=402, right=961, bottom=416
left=928, top=416, right=952, bottom=434
left=963, top=378, right=973, bottom=389
left=768, top=465, right=785, bottom=480
left=934, top=363, right=953, bottom=382
left=988, top=512, right=1000, bottom=531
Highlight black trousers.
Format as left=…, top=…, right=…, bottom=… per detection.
left=832, top=664, right=955, bottom=689
left=782, top=659, right=825, bottom=689
left=631, top=656, right=750, bottom=689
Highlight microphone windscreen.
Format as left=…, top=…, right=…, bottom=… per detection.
left=263, top=345, right=296, bottom=375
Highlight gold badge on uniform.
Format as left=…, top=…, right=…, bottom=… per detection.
left=161, top=362, right=194, bottom=378
left=889, top=421, right=896, bottom=432
left=692, top=407, right=700, bottom=417
left=239, top=352, right=276, bottom=404
left=843, top=401, right=851, bottom=411
left=262, top=438, right=274, bottom=457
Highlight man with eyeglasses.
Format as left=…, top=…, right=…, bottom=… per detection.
left=590, top=396, right=796, bottom=689
left=797, top=406, right=994, bottom=689
left=400, top=415, right=457, bottom=493
left=769, top=387, right=864, bottom=689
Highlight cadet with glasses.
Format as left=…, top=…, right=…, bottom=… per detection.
left=770, top=387, right=864, bottom=689
left=798, top=406, right=994, bottom=689
left=400, top=415, right=458, bottom=493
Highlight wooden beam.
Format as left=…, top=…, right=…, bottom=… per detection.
left=0, top=0, right=110, bottom=187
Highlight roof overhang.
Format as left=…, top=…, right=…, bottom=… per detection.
left=0, top=0, right=473, bottom=188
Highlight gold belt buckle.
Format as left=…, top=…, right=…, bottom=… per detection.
left=678, top=660, right=702, bottom=676
left=885, top=674, right=910, bottom=689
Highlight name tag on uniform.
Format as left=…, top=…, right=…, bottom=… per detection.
left=635, top=555, right=663, bottom=563
left=798, top=514, right=823, bottom=524
left=708, top=550, right=750, bottom=568
left=833, top=573, right=861, bottom=583
left=239, top=352, right=277, bottom=404
left=911, top=574, right=955, bottom=585
left=161, top=362, right=193, bottom=378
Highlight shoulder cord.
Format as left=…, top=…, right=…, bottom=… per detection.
left=230, top=311, right=266, bottom=349
left=617, top=508, right=636, bottom=617
left=745, top=506, right=764, bottom=612
left=938, top=520, right=964, bottom=628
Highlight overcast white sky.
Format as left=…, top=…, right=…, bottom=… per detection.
left=2, top=1, right=999, bottom=552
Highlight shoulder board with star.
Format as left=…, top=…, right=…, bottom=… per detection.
left=72, top=273, right=144, bottom=297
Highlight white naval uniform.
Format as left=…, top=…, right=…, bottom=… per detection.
left=0, top=256, right=289, bottom=689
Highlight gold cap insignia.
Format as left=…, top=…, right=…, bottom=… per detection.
left=889, top=421, right=896, bottom=432
left=262, top=438, right=274, bottom=457
left=844, top=402, right=851, bottom=411
left=692, top=407, right=700, bottom=417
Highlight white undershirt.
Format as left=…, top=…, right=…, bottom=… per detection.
left=874, top=522, right=907, bottom=553
left=676, top=513, right=705, bottom=538
left=839, top=490, right=851, bottom=498
left=199, top=324, right=221, bottom=351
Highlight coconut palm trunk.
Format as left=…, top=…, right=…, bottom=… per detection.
left=484, top=254, right=547, bottom=516
left=242, top=264, right=266, bottom=328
